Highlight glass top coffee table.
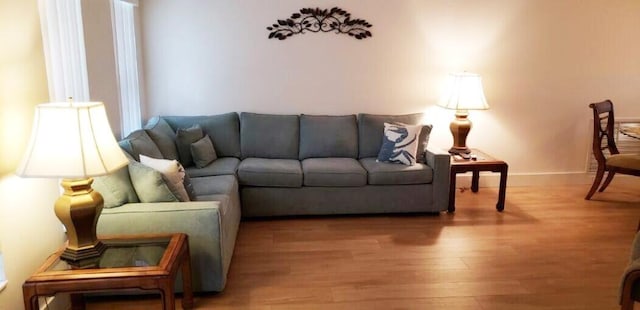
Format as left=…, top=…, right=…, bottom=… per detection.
left=22, top=233, right=193, bottom=310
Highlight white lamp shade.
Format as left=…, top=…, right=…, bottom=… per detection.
left=16, top=101, right=128, bottom=178
left=438, top=72, right=490, bottom=111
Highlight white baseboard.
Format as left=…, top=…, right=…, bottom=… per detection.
left=455, top=171, right=598, bottom=188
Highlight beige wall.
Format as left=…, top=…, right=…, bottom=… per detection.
left=82, top=0, right=123, bottom=138
left=0, top=0, right=66, bottom=309
left=139, top=0, right=640, bottom=183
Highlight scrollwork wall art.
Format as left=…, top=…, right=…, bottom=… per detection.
left=267, top=7, right=373, bottom=41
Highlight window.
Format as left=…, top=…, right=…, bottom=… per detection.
left=112, top=0, right=142, bottom=137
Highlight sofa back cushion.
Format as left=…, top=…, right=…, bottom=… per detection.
left=144, top=117, right=179, bottom=160
left=240, top=112, right=299, bottom=159
left=161, top=113, right=241, bottom=158
left=358, top=113, right=432, bottom=162
left=119, top=129, right=163, bottom=161
left=299, top=114, right=358, bottom=159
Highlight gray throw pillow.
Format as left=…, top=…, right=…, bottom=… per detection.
left=191, top=135, right=217, bottom=168
left=145, top=117, right=179, bottom=160
left=176, top=125, right=204, bottom=167
left=122, top=130, right=163, bottom=161
left=92, top=165, right=139, bottom=208
left=128, top=161, right=179, bottom=203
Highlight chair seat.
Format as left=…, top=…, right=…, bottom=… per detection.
left=608, top=154, right=640, bottom=170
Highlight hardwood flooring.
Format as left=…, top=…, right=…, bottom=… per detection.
left=86, top=178, right=640, bottom=309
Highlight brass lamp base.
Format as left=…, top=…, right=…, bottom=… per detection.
left=55, top=178, right=106, bottom=263
left=449, top=109, right=473, bottom=155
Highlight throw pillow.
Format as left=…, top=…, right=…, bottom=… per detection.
left=377, top=122, right=423, bottom=166
left=417, top=124, right=433, bottom=163
left=128, top=160, right=179, bottom=203
left=92, top=165, right=139, bottom=208
left=139, top=155, right=191, bottom=202
left=121, top=130, right=163, bottom=161
left=191, top=135, right=218, bottom=168
left=176, top=125, right=204, bottom=167
left=145, top=117, right=179, bottom=160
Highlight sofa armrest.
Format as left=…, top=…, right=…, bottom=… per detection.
left=97, top=201, right=227, bottom=292
left=425, top=146, right=451, bottom=212
left=620, top=257, right=640, bottom=306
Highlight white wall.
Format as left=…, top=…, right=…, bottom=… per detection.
left=140, top=0, right=640, bottom=181
left=0, top=0, right=66, bottom=309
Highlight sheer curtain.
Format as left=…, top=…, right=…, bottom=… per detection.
left=112, top=0, right=142, bottom=137
left=38, top=0, right=90, bottom=101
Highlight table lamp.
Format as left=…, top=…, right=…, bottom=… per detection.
left=16, top=100, right=128, bottom=262
left=438, top=72, right=490, bottom=157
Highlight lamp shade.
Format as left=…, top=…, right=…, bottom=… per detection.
left=16, top=101, right=128, bottom=178
left=438, top=72, right=489, bottom=111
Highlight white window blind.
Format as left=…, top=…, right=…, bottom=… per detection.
left=112, top=0, right=142, bottom=137
left=38, top=0, right=90, bottom=101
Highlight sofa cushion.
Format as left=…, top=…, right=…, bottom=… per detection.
left=176, top=125, right=204, bottom=167
left=191, top=135, right=218, bottom=168
left=240, top=112, right=299, bottom=159
left=358, top=113, right=432, bottom=162
left=377, top=122, right=423, bottom=166
left=186, top=157, right=240, bottom=178
left=237, top=158, right=302, bottom=187
left=92, top=165, right=139, bottom=208
left=302, top=158, right=367, bottom=187
left=128, top=160, right=179, bottom=203
left=139, top=155, right=191, bottom=202
left=190, top=175, right=238, bottom=197
left=359, top=157, right=432, bottom=185
left=299, top=114, right=358, bottom=159
left=120, top=130, right=163, bottom=161
left=162, top=113, right=241, bottom=158
left=145, top=117, right=179, bottom=160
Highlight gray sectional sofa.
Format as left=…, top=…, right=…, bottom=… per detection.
left=96, top=112, right=450, bottom=292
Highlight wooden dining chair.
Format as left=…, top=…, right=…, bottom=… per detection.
left=585, top=100, right=640, bottom=200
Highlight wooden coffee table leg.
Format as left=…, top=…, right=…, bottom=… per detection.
left=497, top=164, right=508, bottom=211
left=471, top=170, right=480, bottom=193
left=181, top=244, right=194, bottom=309
left=22, top=285, right=38, bottom=310
left=70, top=293, right=86, bottom=310
left=159, top=280, right=176, bottom=310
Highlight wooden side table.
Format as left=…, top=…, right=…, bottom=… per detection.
left=448, top=149, right=508, bottom=212
left=22, top=233, right=193, bottom=310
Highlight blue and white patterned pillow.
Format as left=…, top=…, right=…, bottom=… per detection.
left=377, top=122, right=423, bottom=166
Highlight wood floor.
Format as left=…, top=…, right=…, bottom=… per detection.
left=86, top=178, right=640, bottom=310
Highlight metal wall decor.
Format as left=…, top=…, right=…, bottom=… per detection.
left=267, top=7, right=373, bottom=40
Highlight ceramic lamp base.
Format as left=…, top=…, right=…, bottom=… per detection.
left=55, top=178, right=106, bottom=262
left=449, top=110, right=473, bottom=155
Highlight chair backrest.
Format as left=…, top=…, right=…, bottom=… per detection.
left=589, top=100, right=620, bottom=165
